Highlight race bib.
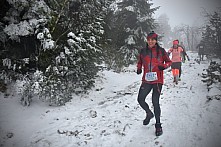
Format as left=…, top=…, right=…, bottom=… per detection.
left=145, top=72, right=158, bottom=81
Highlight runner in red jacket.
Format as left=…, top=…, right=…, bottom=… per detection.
left=136, top=31, right=172, bottom=136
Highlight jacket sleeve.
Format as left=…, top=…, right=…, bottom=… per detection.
left=168, top=48, right=172, bottom=53
left=179, top=47, right=184, bottom=52
left=167, top=48, right=172, bottom=56
left=182, top=48, right=188, bottom=56
left=137, top=53, right=142, bottom=70
left=162, top=49, right=172, bottom=69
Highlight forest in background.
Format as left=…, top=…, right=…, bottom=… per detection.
left=0, top=0, right=220, bottom=106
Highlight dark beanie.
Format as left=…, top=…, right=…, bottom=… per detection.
left=147, top=31, right=158, bottom=41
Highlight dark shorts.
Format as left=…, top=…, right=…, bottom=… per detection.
left=171, top=62, right=181, bottom=69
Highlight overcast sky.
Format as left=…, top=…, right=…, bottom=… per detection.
left=152, top=0, right=221, bottom=28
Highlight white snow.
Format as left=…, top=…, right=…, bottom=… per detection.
left=4, top=21, right=33, bottom=37
left=67, top=32, right=76, bottom=38
left=0, top=52, right=221, bottom=147
left=37, top=33, right=44, bottom=40
left=125, top=6, right=135, bottom=12
left=125, top=35, right=135, bottom=45
left=43, top=39, right=55, bottom=50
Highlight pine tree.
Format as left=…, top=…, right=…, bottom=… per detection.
left=0, top=0, right=112, bottom=106
left=201, top=11, right=221, bottom=57
left=201, top=25, right=216, bottom=55
left=103, top=0, right=158, bottom=71
left=35, top=0, right=110, bottom=105
left=155, top=14, right=172, bottom=48
left=208, top=12, right=221, bottom=56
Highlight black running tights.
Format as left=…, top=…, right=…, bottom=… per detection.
left=137, top=83, right=162, bottom=123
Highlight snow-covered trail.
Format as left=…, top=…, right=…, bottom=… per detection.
left=161, top=55, right=221, bottom=147
left=0, top=52, right=221, bottom=147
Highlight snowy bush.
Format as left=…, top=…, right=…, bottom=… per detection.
left=4, top=21, right=33, bottom=38
left=0, top=71, right=8, bottom=93
left=16, top=70, right=43, bottom=106
left=17, top=75, right=33, bottom=106
left=13, top=67, right=72, bottom=106
left=201, top=61, right=221, bottom=91
left=38, top=65, right=72, bottom=106
left=35, top=23, right=55, bottom=51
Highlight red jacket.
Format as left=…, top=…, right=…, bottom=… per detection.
left=137, top=45, right=172, bottom=84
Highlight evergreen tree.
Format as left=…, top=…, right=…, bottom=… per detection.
left=0, top=0, right=113, bottom=106
left=155, top=14, right=172, bottom=48
left=103, top=0, right=158, bottom=71
left=35, top=0, right=111, bottom=105
left=0, top=0, right=52, bottom=105
left=202, top=11, right=221, bottom=57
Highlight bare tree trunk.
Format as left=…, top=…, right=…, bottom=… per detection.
left=191, top=28, right=194, bottom=51
left=186, top=26, right=191, bottom=51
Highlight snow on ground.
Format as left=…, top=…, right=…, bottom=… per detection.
left=0, top=52, right=221, bottom=147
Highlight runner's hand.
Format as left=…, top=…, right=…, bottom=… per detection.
left=137, top=69, right=142, bottom=75
left=158, top=65, right=165, bottom=70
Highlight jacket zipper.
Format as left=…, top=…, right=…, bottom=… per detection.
left=150, top=49, right=152, bottom=72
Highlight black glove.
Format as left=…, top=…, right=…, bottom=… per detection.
left=158, top=65, right=165, bottom=70
left=182, top=59, right=186, bottom=63
left=187, top=56, right=190, bottom=61
left=137, top=69, right=142, bottom=74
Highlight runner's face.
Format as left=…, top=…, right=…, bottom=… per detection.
left=173, top=44, right=178, bottom=48
left=147, top=38, right=157, bottom=48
